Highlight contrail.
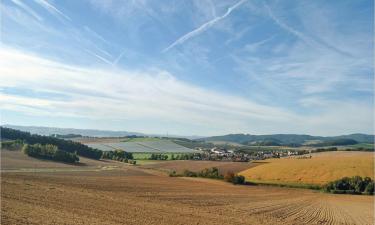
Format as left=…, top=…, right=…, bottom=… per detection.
left=34, top=0, right=72, bottom=21
left=162, top=0, right=247, bottom=53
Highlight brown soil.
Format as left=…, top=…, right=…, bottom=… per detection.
left=141, top=160, right=263, bottom=175
left=1, top=150, right=374, bottom=225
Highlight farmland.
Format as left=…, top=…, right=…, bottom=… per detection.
left=1, top=149, right=374, bottom=225
left=240, top=151, right=374, bottom=186
left=82, top=139, right=196, bottom=153
left=141, top=160, right=262, bottom=174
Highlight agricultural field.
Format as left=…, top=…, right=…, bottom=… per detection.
left=1, top=149, right=127, bottom=172
left=1, top=149, right=373, bottom=225
left=240, top=151, right=374, bottom=186
left=140, top=160, right=262, bottom=174
left=82, top=139, right=196, bottom=153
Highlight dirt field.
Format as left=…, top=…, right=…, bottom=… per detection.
left=1, top=150, right=126, bottom=172
left=1, top=150, right=374, bottom=225
left=240, top=151, right=374, bottom=185
left=141, top=160, right=261, bottom=175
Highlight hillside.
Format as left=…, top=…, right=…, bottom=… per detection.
left=85, top=140, right=196, bottom=153
left=200, top=133, right=374, bottom=145
left=3, top=124, right=143, bottom=137
left=239, top=151, right=374, bottom=185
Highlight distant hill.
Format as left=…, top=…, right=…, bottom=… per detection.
left=3, top=125, right=145, bottom=137
left=200, top=133, right=374, bottom=145
left=2, top=125, right=204, bottom=139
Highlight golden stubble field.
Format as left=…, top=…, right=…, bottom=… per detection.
left=240, top=151, right=374, bottom=185
left=1, top=150, right=374, bottom=225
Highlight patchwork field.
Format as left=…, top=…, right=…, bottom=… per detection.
left=240, top=151, right=374, bottom=185
left=85, top=140, right=196, bottom=153
left=1, top=150, right=374, bottom=225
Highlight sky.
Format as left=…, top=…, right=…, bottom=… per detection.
left=0, top=0, right=374, bottom=136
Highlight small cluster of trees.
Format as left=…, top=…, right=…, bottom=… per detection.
left=323, top=176, right=374, bottom=195
left=22, top=144, right=79, bottom=163
left=170, top=167, right=222, bottom=179
left=102, top=150, right=136, bottom=164
left=1, top=127, right=102, bottom=159
left=1, top=140, right=24, bottom=150
left=224, top=171, right=246, bottom=184
left=170, top=167, right=246, bottom=185
left=149, top=153, right=168, bottom=160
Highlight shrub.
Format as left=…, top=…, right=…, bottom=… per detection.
left=232, top=175, right=245, bottom=184
left=183, top=169, right=197, bottom=177
left=224, top=171, right=235, bottom=182
left=364, top=182, right=374, bottom=195
left=169, top=170, right=178, bottom=177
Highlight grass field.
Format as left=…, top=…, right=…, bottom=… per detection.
left=239, top=151, right=374, bottom=186
left=340, top=143, right=374, bottom=149
left=1, top=150, right=373, bottom=225
left=122, top=137, right=162, bottom=142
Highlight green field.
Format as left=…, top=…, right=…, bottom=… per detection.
left=132, top=152, right=188, bottom=160
left=340, top=143, right=374, bottom=149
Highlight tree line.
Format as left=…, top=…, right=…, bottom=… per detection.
left=102, top=150, right=136, bottom=164
left=1, top=127, right=102, bottom=159
left=323, top=176, right=374, bottom=195
left=22, top=143, right=79, bottom=163
left=169, top=167, right=245, bottom=185
left=1, top=140, right=24, bottom=150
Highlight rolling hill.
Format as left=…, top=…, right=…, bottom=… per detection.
left=200, top=133, right=374, bottom=145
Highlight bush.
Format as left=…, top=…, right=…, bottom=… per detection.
left=224, top=171, right=245, bottom=184
left=364, top=182, right=374, bottom=195
left=183, top=169, right=197, bottom=177
left=232, top=175, right=245, bottom=184
left=224, top=171, right=235, bottom=182
left=198, top=167, right=222, bottom=179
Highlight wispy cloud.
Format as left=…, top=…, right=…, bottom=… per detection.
left=10, top=0, right=43, bottom=21
left=162, top=0, right=247, bottom=53
left=33, top=0, right=71, bottom=21
left=1, top=47, right=373, bottom=135
left=263, top=2, right=353, bottom=57
left=83, top=26, right=110, bottom=45
left=83, top=49, right=113, bottom=66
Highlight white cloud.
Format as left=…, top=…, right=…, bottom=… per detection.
left=0, top=47, right=373, bottom=135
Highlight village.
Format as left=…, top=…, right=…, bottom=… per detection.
left=190, top=147, right=302, bottom=162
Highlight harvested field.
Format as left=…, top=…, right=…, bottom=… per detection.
left=2, top=170, right=374, bottom=225
left=1, top=150, right=126, bottom=172
left=240, top=151, right=374, bottom=185
left=1, top=150, right=374, bottom=225
left=141, top=160, right=262, bottom=174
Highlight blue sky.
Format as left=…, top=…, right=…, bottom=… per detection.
left=0, top=0, right=373, bottom=136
